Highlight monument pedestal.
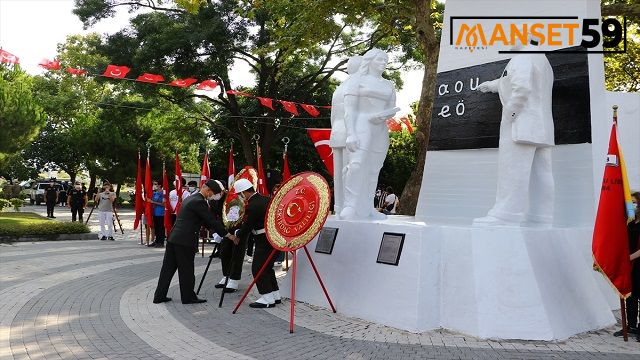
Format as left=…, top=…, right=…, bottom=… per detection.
left=280, top=216, right=616, bottom=340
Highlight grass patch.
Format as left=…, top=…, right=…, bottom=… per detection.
left=0, top=212, right=90, bottom=237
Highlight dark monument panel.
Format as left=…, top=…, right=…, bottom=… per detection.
left=429, top=47, right=591, bottom=150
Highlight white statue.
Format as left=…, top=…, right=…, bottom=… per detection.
left=473, top=37, right=555, bottom=227
left=330, top=55, right=362, bottom=215
left=339, top=49, right=400, bottom=220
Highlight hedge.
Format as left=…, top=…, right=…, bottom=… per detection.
left=0, top=212, right=90, bottom=237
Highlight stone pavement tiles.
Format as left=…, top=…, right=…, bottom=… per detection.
left=1, top=233, right=639, bottom=360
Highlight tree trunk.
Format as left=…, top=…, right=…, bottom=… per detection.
left=115, top=183, right=121, bottom=198
left=69, top=172, right=76, bottom=184
left=89, top=172, right=97, bottom=197
left=399, top=0, right=440, bottom=215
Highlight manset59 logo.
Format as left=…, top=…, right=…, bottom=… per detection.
left=450, top=16, right=628, bottom=53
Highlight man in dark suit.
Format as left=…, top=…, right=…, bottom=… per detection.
left=233, top=179, right=280, bottom=308
left=153, top=179, right=235, bottom=304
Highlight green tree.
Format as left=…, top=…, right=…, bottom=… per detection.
left=0, top=64, right=46, bottom=163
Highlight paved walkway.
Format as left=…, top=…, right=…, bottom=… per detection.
left=1, top=205, right=639, bottom=359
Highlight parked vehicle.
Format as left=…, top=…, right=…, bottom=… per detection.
left=28, top=181, right=69, bottom=205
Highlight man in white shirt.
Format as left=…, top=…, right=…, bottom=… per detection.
left=382, top=186, right=398, bottom=215
left=168, top=177, right=190, bottom=225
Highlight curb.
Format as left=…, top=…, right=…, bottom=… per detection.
left=0, top=232, right=99, bottom=243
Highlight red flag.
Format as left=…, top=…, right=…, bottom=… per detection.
left=170, top=78, right=198, bottom=88
left=0, top=49, right=19, bottom=64
left=386, top=118, right=403, bottom=132
left=592, top=122, right=632, bottom=298
left=257, top=97, right=275, bottom=110
left=321, top=105, right=332, bottom=109
left=399, top=117, right=415, bottom=134
left=256, top=144, right=269, bottom=196
left=282, top=151, right=291, bottom=182
left=174, top=152, right=183, bottom=214
left=228, top=145, right=235, bottom=190
left=103, top=64, right=130, bottom=79
left=38, top=59, right=61, bottom=70
left=306, top=128, right=334, bottom=176
left=144, top=153, right=154, bottom=228
left=300, top=104, right=320, bottom=117
left=196, top=80, right=219, bottom=91
left=137, top=73, right=165, bottom=83
left=200, top=152, right=210, bottom=188
left=279, top=100, right=299, bottom=116
left=163, top=164, right=173, bottom=234
left=226, top=89, right=251, bottom=96
left=66, top=67, right=87, bottom=76
left=133, top=152, right=144, bottom=230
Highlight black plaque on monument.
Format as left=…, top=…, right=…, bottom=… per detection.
left=429, top=46, right=591, bottom=150
left=315, top=227, right=338, bottom=254
left=376, top=232, right=405, bottom=266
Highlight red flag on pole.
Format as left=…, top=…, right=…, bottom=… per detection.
left=306, top=128, right=334, bottom=176
left=144, top=152, right=154, bottom=228
left=228, top=145, right=235, bottom=190
left=300, top=104, right=320, bottom=117
left=103, top=64, right=131, bottom=79
left=386, top=118, right=403, bottom=132
left=592, top=121, right=633, bottom=298
left=133, top=152, right=144, bottom=230
left=163, top=164, right=173, bottom=234
left=174, top=152, right=183, bottom=214
left=256, top=144, right=269, bottom=196
left=279, top=100, right=299, bottom=116
left=200, top=152, right=210, bottom=188
left=399, top=117, right=415, bottom=134
left=0, top=49, right=19, bottom=64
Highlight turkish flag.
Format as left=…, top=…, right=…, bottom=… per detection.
left=200, top=152, right=210, bottom=188
left=306, top=128, right=334, bottom=176
left=196, top=80, right=219, bottom=91
left=163, top=165, right=173, bottom=234
left=137, top=73, right=165, bottom=83
left=256, top=144, right=269, bottom=196
left=39, top=59, right=61, bottom=70
left=66, top=67, right=87, bottom=76
left=228, top=145, right=235, bottom=190
left=144, top=154, right=154, bottom=228
left=0, top=49, right=19, bottom=64
left=257, top=97, right=275, bottom=110
left=279, top=100, right=299, bottom=116
left=300, top=104, right=320, bottom=117
left=170, top=78, right=198, bottom=88
left=226, top=89, right=251, bottom=96
left=282, top=152, right=291, bottom=182
left=386, top=118, right=403, bottom=132
left=592, top=122, right=632, bottom=298
left=133, top=153, right=144, bottom=230
left=174, top=152, right=183, bottom=214
left=103, top=64, right=131, bottom=79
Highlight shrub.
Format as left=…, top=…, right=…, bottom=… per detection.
left=0, top=221, right=90, bottom=237
left=0, top=199, right=11, bottom=212
left=9, top=198, right=23, bottom=212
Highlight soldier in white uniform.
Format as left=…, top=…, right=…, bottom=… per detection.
left=474, top=37, right=555, bottom=226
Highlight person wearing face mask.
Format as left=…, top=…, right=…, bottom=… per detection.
left=94, top=181, right=116, bottom=240
left=186, top=181, right=199, bottom=195
left=207, top=180, right=245, bottom=293
left=153, top=179, right=236, bottom=304
left=67, top=181, right=88, bottom=222
left=616, top=191, right=640, bottom=340
left=233, top=178, right=279, bottom=308
left=44, top=179, right=59, bottom=218
left=169, top=177, right=189, bottom=225
left=145, top=181, right=166, bottom=248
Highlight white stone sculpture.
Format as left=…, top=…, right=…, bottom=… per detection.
left=473, top=38, right=555, bottom=227
left=339, top=49, right=400, bottom=220
left=330, top=55, right=362, bottom=215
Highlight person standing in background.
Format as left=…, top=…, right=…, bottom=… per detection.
left=95, top=181, right=116, bottom=240
left=44, top=179, right=59, bottom=218
left=67, top=181, right=88, bottom=222
left=146, top=180, right=166, bottom=248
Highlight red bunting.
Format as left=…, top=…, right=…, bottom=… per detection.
left=197, top=80, right=219, bottom=91
left=300, top=104, right=320, bottom=117
left=386, top=118, right=403, bottom=132
left=279, top=100, right=299, bottom=116
left=66, top=67, right=87, bottom=76
left=103, top=64, right=130, bottom=79
left=170, top=78, right=198, bottom=88
left=256, top=97, right=275, bottom=110
left=137, top=73, right=165, bottom=83
left=0, top=49, right=19, bottom=64
left=226, top=89, right=251, bottom=96
left=38, top=59, right=61, bottom=70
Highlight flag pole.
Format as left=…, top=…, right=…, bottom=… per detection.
left=138, top=149, right=143, bottom=245
left=621, top=298, right=628, bottom=341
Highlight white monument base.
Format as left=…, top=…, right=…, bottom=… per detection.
left=280, top=216, right=616, bottom=340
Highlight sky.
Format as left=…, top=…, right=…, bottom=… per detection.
left=0, top=0, right=422, bottom=115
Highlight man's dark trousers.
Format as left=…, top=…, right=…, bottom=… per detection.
left=71, top=207, right=84, bottom=222
left=154, top=242, right=197, bottom=303
left=46, top=201, right=56, bottom=217
left=251, top=235, right=279, bottom=294
left=220, top=234, right=247, bottom=280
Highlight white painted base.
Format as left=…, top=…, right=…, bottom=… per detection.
left=280, top=216, right=616, bottom=340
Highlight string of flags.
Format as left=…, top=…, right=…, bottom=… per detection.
left=1, top=48, right=415, bottom=133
